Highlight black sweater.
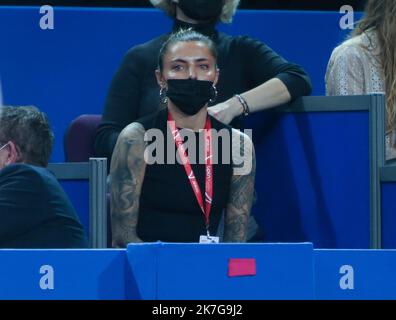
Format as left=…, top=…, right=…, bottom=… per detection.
left=95, top=20, right=312, bottom=161
left=0, top=164, right=88, bottom=248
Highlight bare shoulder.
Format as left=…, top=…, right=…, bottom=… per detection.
left=118, top=122, right=146, bottom=142
left=111, top=122, right=147, bottom=173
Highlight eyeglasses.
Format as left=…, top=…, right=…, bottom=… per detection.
left=0, top=141, right=10, bottom=152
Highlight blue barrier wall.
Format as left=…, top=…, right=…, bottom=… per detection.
left=0, top=249, right=126, bottom=299
left=381, top=183, right=396, bottom=249
left=315, top=249, right=396, bottom=300
left=60, top=180, right=90, bottom=236
left=0, top=244, right=315, bottom=300
left=246, top=108, right=370, bottom=248
left=0, top=7, right=357, bottom=162
left=127, top=242, right=314, bottom=300
left=1, top=245, right=396, bottom=300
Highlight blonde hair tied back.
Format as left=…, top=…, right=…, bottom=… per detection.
left=149, top=0, right=240, bottom=24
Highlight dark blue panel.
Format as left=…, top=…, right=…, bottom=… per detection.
left=315, top=249, right=396, bottom=300
left=60, top=180, right=89, bottom=236
left=127, top=242, right=315, bottom=300
left=126, top=243, right=159, bottom=300
left=246, top=111, right=370, bottom=248
left=0, top=250, right=126, bottom=300
left=381, top=183, right=396, bottom=248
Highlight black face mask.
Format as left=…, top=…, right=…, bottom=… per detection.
left=166, top=79, right=214, bottom=116
left=178, top=0, right=224, bottom=22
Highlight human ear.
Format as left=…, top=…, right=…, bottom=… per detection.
left=4, top=141, right=19, bottom=165
left=213, top=67, right=220, bottom=86
left=155, top=69, right=167, bottom=89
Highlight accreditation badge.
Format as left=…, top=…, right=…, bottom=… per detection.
left=199, top=235, right=219, bottom=243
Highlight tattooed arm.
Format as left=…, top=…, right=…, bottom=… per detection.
left=109, top=122, right=147, bottom=247
left=224, top=129, right=256, bottom=242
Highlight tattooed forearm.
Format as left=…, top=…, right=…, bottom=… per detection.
left=224, top=130, right=256, bottom=242
left=109, top=122, right=147, bottom=247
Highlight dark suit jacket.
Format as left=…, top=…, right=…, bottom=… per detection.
left=0, top=163, right=88, bottom=248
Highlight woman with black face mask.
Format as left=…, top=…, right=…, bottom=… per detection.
left=109, top=29, right=256, bottom=245
left=95, top=0, right=311, bottom=241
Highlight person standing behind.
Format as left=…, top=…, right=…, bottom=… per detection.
left=94, top=0, right=312, bottom=161
left=326, top=0, right=396, bottom=160
left=0, top=106, right=88, bottom=248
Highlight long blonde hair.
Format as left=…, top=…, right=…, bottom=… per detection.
left=353, top=0, right=396, bottom=130
left=149, top=0, right=240, bottom=24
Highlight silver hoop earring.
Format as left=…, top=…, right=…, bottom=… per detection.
left=209, top=85, right=218, bottom=104
left=160, top=87, right=168, bottom=105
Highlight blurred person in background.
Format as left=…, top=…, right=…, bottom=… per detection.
left=0, top=106, right=88, bottom=248
left=326, top=0, right=396, bottom=160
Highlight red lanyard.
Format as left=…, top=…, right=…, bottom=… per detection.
left=167, top=112, right=213, bottom=232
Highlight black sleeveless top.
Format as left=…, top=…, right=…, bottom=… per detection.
left=136, top=108, right=233, bottom=242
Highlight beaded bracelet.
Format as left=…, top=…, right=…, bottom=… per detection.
left=234, top=94, right=250, bottom=116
